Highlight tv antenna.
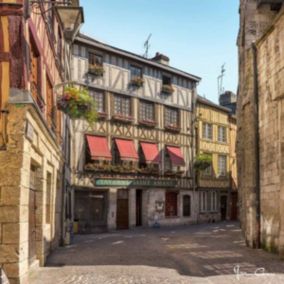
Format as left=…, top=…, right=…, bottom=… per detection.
left=217, top=64, right=226, bottom=95
left=143, top=33, right=152, bottom=58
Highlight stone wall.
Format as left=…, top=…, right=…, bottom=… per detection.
left=237, top=0, right=284, bottom=255
left=0, top=103, right=62, bottom=283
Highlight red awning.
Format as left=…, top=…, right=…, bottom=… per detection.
left=166, top=146, right=185, bottom=166
left=140, top=142, right=160, bottom=164
left=115, top=139, right=138, bottom=161
left=86, top=135, right=112, bottom=160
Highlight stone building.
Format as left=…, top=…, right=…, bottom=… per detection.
left=237, top=0, right=284, bottom=255
left=0, top=1, right=83, bottom=283
left=71, top=34, right=200, bottom=233
left=196, top=96, right=237, bottom=223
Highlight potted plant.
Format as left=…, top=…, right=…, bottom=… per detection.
left=194, top=153, right=212, bottom=171
left=57, top=86, right=97, bottom=125
left=129, top=76, right=144, bottom=88
left=88, top=64, right=104, bottom=76
left=162, top=84, right=174, bottom=94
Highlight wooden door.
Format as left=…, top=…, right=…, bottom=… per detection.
left=117, top=189, right=129, bottom=229
left=165, top=192, right=178, bottom=217
left=136, top=190, right=142, bottom=226
left=29, top=189, right=37, bottom=264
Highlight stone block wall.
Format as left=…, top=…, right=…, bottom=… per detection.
left=0, top=103, right=63, bottom=283
left=237, top=0, right=284, bottom=255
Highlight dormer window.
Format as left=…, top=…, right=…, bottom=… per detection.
left=88, top=52, right=104, bottom=76
left=162, top=75, right=174, bottom=94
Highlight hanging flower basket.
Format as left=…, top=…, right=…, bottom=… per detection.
left=88, top=64, right=104, bottom=76
left=57, top=86, right=97, bottom=124
left=129, top=76, right=144, bottom=88
left=162, top=84, right=174, bottom=94
left=194, top=154, right=212, bottom=171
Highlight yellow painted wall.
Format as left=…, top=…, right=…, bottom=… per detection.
left=197, top=102, right=232, bottom=189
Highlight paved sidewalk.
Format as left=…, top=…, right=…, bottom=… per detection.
left=30, top=222, right=284, bottom=283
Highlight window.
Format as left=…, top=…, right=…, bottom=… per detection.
left=211, top=191, right=218, bottom=212
left=165, top=192, right=178, bottom=217
left=162, top=75, right=171, bottom=85
left=90, top=90, right=105, bottom=113
left=218, top=126, right=227, bottom=142
left=165, top=107, right=179, bottom=128
left=200, top=191, right=207, bottom=212
left=114, top=95, right=131, bottom=117
left=202, top=123, right=213, bottom=140
left=139, top=100, right=154, bottom=122
left=164, top=150, right=172, bottom=171
left=218, top=155, right=227, bottom=176
left=183, top=195, right=191, bottom=217
left=130, top=65, right=142, bottom=79
left=46, top=76, right=56, bottom=131
left=89, top=52, right=103, bottom=66
left=57, top=28, right=62, bottom=62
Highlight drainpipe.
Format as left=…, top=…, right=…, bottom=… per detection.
left=252, top=43, right=261, bottom=248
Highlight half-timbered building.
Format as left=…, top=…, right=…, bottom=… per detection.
left=71, top=34, right=201, bottom=232
left=196, top=96, right=237, bottom=223
left=0, top=1, right=83, bottom=283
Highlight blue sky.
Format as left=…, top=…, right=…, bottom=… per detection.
left=80, top=0, right=239, bottom=103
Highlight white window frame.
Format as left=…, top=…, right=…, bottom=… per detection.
left=218, top=126, right=227, bottom=143
left=202, top=123, right=213, bottom=140
left=218, top=155, right=227, bottom=176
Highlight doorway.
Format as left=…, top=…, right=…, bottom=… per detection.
left=136, top=190, right=142, bottom=226
left=117, top=189, right=129, bottom=229
left=220, top=195, right=227, bottom=221
left=75, top=190, right=107, bottom=233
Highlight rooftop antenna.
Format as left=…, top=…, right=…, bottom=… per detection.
left=143, top=33, right=152, bottom=58
left=217, top=63, right=226, bottom=95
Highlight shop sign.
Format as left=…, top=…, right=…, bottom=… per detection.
left=95, top=178, right=177, bottom=188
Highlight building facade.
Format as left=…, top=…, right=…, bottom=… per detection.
left=196, top=96, right=237, bottom=223
left=0, top=1, right=83, bottom=283
left=237, top=0, right=284, bottom=255
left=71, top=34, right=200, bottom=233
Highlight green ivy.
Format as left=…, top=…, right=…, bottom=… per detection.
left=194, top=153, right=212, bottom=171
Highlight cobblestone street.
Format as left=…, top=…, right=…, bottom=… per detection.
left=29, top=222, right=284, bottom=284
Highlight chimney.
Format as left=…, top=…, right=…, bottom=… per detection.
left=151, top=52, right=170, bottom=65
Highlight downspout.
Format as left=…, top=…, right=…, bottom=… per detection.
left=252, top=43, right=261, bottom=248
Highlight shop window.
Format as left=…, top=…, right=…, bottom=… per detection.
left=183, top=195, right=191, bottom=217
left=165, top=192, right=178, bottom=217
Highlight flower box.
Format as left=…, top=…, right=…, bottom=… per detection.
left=112, top=114, right=133, bottom=123
left=88, top=64, right=104, bottom=76
left=165, top=124, right=181, bottom=132
left=57, top=86, right=97, bottom=124
left=129, top=76, right=144, bottom=88
left=139, top=119, right=156, bottom=127
left=162, top=84, right=174, bottom=94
